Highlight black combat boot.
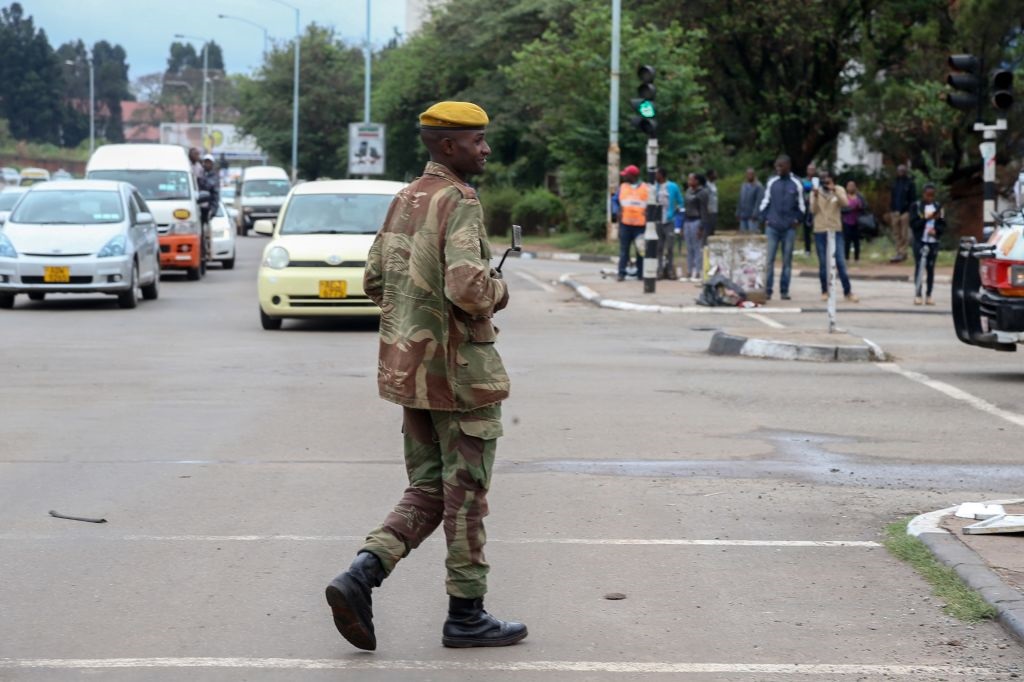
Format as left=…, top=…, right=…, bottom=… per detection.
left=441, top=596, right=528, bottom=648
left=325, top=551, right=387, bottom=650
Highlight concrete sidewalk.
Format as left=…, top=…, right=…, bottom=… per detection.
left=911, top=501, right=1024, bottom=645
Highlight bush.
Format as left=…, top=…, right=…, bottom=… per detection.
left=714, top=171, right=745, bottom=231
left=480, top=186, right=521, bottom=237
left=512, top=188, right=566, bottom=235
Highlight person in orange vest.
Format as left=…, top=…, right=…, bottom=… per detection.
left=616, top=164, right=650, bottom=281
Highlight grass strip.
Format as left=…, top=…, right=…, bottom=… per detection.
left=884, top=519, right=997, bottom=623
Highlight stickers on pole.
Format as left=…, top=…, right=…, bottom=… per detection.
left=348, top=123, right=386, bottom=176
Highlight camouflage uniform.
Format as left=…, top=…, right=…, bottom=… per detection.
left=361, top=160, right=509, bottom=599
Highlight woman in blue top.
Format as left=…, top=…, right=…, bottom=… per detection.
left=655, top=167, right=684, bottom=279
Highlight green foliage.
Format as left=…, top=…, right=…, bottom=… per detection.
left=0, top=3, right=64, bottom=144
left=714, top=172, right=746, bottom=232
left=511, top=188, right=566, bottom=235
left=480, top=185, right=521, bottom=237
left=236, top=25, right=363, bottom=180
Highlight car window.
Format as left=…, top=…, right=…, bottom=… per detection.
left=214, top=202, right=226, bottom=218
left=132, top=190, right=151, bottom=214
left=10, top=190, right=125, bottom=225
left=128, top=192, right=140, bottom=223
left=243, top=179, right=290, bottom=198
left=0, top=191, right=24, bottom=211
left=87, top=170, right=191, bottom=201
left=278, top=193, right=393, bottom=235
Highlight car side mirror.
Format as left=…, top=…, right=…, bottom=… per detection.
left=136, top=211, right=154, bottom=225
left=253, top=219, right=275, bottom=236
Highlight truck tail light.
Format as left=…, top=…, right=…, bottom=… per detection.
left=980, top=258, right=1024, bottom=297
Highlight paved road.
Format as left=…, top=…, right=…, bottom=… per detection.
left=2, top=237, right=1024, bottom=680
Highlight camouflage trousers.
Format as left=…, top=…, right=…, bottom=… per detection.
left=361, top=404, right=502, bottom=599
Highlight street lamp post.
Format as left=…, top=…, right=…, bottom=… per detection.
left=217, top=14, right=270, bottom=60
left=66, top=56, right=95, bottom=156
left=268, top=0, right=300, bottom=182
left=174, top=33, right=211, bottom=151
left=364, top=0, right=371, bottom=123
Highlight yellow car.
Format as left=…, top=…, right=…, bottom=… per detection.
left=255, top=179, right=405, bottom=330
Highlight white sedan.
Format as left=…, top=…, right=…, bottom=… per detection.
left=210, top=201, right=236, bottom=269
left=0, top=180, right=160, bottom=309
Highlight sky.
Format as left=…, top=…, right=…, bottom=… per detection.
left=24, top=0, right=407, bottom=79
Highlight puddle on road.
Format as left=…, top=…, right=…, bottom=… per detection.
left=502, top=429, right=1024, bottom=491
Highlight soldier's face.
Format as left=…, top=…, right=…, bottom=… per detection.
left=449, top=131, right=490, bottom=177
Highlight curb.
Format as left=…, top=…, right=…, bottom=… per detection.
left=557, top=275, right=803, bottom=315
left=708, top=330, right=884, bottom=362
left=908, top=500, right=1024, bottom=645
left=796, top=269, right=953, bottom=284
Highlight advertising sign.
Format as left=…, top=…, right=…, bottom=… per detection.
left=348, top=123, right=386, bottom=176
left=159, top=123, right=265, bottom=161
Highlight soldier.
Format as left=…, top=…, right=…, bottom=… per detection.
left=325, top=101, right=527, bottom=651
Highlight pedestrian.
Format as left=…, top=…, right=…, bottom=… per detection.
left=616, top=164, right=649, bottom=281
left=910, top=183, right=945, bottom=305
left=683, top=172, right=709, bottom=281
left=198, top=154, right=220, bottom=264
left=736, top=167, right=764, bottom=233
left=811, top=170, right=858, bottom=302
left=759, top=155, right=805, bottom=301
left=841, top=180, right=866, bottom=262
left=326, top=101, right=527, bottom=652
left=654, top=167, right=684, bottom=279
left=704, top=168, right=719, bottom=239
left=888, top=164, right=916, bottom=262
left=801, top=162, right=818, bottom=256
left=188, top=147, right=203, bottom=181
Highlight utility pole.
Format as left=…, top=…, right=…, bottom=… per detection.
left=269, top=0, right=301, bottom=182
left=364, top=0, right=371, bottom=124
left=174, top=33, right=211, bottom=151
left=606, top=0, right=620, bottom=243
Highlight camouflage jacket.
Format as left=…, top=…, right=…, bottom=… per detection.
left=364, top=161, right=510, bottom=411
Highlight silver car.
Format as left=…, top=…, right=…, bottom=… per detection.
left=0, top=180, right=160, bottom=309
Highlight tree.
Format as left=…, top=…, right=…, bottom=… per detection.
left=92, top=40, right=133, bottom=142
left=505, top=0, right=717, bottom=232
left=0, top=2, right=64, bottom=143
left=236, top=24, right=364, bottom=179
left=162, top=40, right=228, bottom=123
left=57, top=39, right=90, bottom=146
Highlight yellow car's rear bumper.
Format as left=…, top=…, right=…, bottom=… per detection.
left=258, top=266, right=380, bottom=317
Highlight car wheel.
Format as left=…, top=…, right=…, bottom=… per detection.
left=118, top=263, right=140, bottom=309
left=141, top=260, right=160, bottom=300
left=27, top=292, right=45, bottom=302
left=186, top=265, right=201, bottom=281
left=0, top=293, right=15, bottom=309
left=222, top=252, right=235, bottom=270
left=260, top=307, right=282, bottom=330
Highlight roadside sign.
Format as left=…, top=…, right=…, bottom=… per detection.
left=348, top=123, right=386, bottom=176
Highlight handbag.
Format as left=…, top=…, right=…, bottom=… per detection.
left=856, top=212, right=878, bottom=237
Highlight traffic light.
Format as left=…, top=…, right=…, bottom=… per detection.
left=946, top=54, right=981, bottom=111
left=991, top=69, right=1014, bottom=110
left=631, top=64, right=657, bottom=138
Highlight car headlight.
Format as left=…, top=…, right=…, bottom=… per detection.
left=171, top=220, right=198, bottom=235
left=96, top=234, right=127, bottom=258
left=264, top=245, right=289, bottom=269
left=0, top=232, right=17, bottom=258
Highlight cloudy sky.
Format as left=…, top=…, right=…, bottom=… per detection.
left=25, top=0, right=407, bottom=79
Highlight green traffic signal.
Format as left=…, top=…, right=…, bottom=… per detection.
left=638, top=100, right=655, bottom=118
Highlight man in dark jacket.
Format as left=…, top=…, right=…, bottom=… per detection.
left=759, top=155, right=805, bottom=300
left=909, top=183, right=944, bottom=305
left=888, top=164, right=916, bottom=262
left=736, top=167, right=764, bottom=233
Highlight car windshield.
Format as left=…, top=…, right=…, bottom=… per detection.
left=243, top=179, right=290, bottom=198
left=10, top=190, right=124, bottom=225
left=278, top=193, right=393, bottom=235
left=0, top=192, right=24, bottom=210
left=88, top=170, right=191, bottom=201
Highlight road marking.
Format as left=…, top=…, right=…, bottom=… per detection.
left=0, top=533, right=879, bottom=547
left=0, top=658, right=1005, bottom=676
left=878, top=362, right=1024, bottom=429
left=514, top=269, right=556, bottom=293
left=744, top=312, right=786, bottom=328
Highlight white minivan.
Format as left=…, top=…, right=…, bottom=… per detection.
left=236, top=165, right=290, bottom=236
left=86, top=144, right=207, bottom=280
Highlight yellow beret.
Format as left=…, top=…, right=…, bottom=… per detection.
left=419, top=101, right=489, bottom=130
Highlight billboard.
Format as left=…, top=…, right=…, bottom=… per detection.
left=348, top=122, right=385, bottom=175
left=159, top=123, right=265, bottom=161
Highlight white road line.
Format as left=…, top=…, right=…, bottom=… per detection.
left=744, top=312, right=786, bottom=328
left=0, top=534, right=879, bottom=547
left=0, top=658, right=1005, bottom=676
left=878, top=362, right=1024, bottom=429
left=514, top=269, right=557, bottom=293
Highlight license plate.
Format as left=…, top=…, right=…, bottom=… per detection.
left=43, top=266, right=70, bottom=283
left=319, top=280, right=347, bottom=298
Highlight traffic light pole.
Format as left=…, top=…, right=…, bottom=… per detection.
left=975, top=119, right=1007, bottom=237
left=643, top=137, right=659, bottom=294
